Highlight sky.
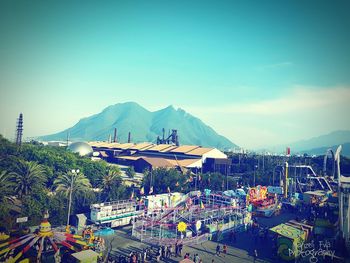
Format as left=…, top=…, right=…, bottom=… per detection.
left=0, top=0, right=350, bottom=149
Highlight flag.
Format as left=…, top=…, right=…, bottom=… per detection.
left=149, top=186, right=153, bottom=194
left=200, top=200, right=205, bottom=209
left=167, top=186, right=171, bottom=193
left=198, top=174, right=201, bottom=181
left=140, top=187, right=144, bottom=195
left=189, top=176, right=193, bottom=183
left=130, top=191, right=134, bottom=200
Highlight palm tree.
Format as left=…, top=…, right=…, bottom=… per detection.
left=100, top=168, right=122, bottom=201
left=54, top=170, right=92, bottom=225
left=0, top=170, right=13, bottom=192
left=126, top=166, right=135, bottom=179
left=11, top=161, right=46, bottom=198
left=0, top=170, right=15, bottom=202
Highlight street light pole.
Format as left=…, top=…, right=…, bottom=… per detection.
left=67, top=169, right=79, bottom=226
left=254, top=165, right=257, bottom=187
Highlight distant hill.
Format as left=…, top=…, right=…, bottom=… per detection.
left=267, top=130, right=350, bottom=156
left=288, top=130, right=350, bottom=152
left=39, top=102, right=237, bottom=150
left=301, top=142, right=350, bottom=158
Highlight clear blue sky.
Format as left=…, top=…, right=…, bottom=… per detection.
left=0, top=0, right=349, bottom=148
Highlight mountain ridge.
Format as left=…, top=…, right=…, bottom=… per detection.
left=259, top=130, right=350, bottom=156
left=39, top=102, right=237, bottom=150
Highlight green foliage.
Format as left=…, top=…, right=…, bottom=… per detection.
left=0, top=135, right=113, bottom=226
left=10, top=161, right=47, bottom=198
left=54, top=171, right=92, bottom=198
left=142, top=168, right=189, bottom=194
left=199, top=172, right=236, bottom=191
left=21, top=187, right=49, bottom=226
left=126, top=166, right=135, bottom=178
left=99, top=167, right=124, bottom=201
left=47, top=195, right=67, bottom=226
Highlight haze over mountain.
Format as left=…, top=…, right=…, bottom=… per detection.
left=39, top=102, right=237, bottom=150
left=301, top=143, right=350, bottom=158
left=265, top=130, right=350, bottom=156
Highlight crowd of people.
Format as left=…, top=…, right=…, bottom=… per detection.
left=106, top=242, right=202, bottom=263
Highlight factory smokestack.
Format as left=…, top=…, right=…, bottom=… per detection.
left=113, top=128, right=117, bottom=143
left=128, top=132, right=131, bottom=143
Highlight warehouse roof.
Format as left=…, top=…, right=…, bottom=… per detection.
left=145, top=144, right=175, bottom=152
left=138, top=157, right=175, bottom=168
left=89, top=141, right=223, bottom=157
left=186, top=147, right=213, bottom=156
left=129, top=143, right=154, bottom=150
left=169, top=145, right=200, bottom=153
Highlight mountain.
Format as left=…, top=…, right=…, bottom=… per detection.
left=301, top=142, right=350, bottom=158
left=288, top=130, right=350, bottom=152
left=39, top=102, right=237, bottom=150
left=265, top=130, right=350, bottom=155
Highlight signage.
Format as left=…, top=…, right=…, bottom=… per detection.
left=16, top=217, right=28, bottom=223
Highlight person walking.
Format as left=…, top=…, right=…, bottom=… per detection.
left=223, top=244, right=227, bottom=257
left=165, top=246, right=170, bottom=258
left=193, top=253, right=200, bottom=263
left=215, top=244, right=221, bottom=256
left=169, top=245, right=174, bottom=257
left=179, top=243, right=183, bottom=257
left=253, top=248, right=258, bottom=263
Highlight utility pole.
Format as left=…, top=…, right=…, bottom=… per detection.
left=254, top=165, right=258, bottom=187
left=67, top=169, right=79, bottom=226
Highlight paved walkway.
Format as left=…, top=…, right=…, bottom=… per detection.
left=102, top=212, right=297, bottom=262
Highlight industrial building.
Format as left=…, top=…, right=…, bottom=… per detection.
left=88, top=141, right=228, bottom=174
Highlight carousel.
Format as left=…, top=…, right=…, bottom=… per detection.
left=248, top=185, right=280, bottom=217
left=0, top=212, right=104, bottom=262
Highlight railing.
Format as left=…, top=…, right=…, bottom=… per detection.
left=90, top=199, right=137, bottom=209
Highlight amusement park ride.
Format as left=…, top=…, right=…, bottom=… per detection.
left=1, top=146, right=347, bottom=262
left=0, top=212, right=105, bottom=263
left=132, top=190, right=250, bottom=245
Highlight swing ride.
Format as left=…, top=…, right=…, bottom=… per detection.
left=0, top=212, right=105, bottom=263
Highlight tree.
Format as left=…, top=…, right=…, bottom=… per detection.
left=54, top=170, right=92, bottom=224
left=10, top=161, right=47, bottom=198
left=0, top=170, right=15, bottom=228
left=142, top=168, right=188, bottom=194
left=0, top=170, right=14, bottom=199
left=126, top=166, right=136, bottom=179
left=199, top=172, right=236, bottom=191
left=54, top=171, right=92, bottom=199
left=100, top=167, right=123, bottom=201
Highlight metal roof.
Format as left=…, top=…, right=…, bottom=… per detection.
left=169, top=145, right=200, bottom=153
left=138, top=157, right=175, bottom=168
left=145, top=144, right=176, bottom=152
left=129, top=142, right=154, bottom=150
left=185, top=147, right=214, bottom=156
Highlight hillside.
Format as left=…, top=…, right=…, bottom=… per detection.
left=288, top=130, right=350, bottom=152
left=39, top=102, right=237, bottom=150
left=264, top=130, right=350, bottom=154
left=301, top=142, right=350, bottom=158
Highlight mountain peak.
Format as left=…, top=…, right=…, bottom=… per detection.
left=39, top=102, right=237, bottom=149
left=162, top=105, right=176, bottom=111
